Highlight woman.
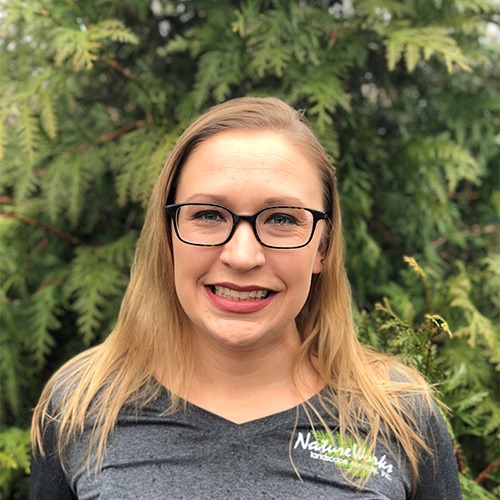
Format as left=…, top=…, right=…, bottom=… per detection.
left=30, top=97, right=461, bottom=499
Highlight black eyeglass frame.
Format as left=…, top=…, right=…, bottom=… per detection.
left=165, top=202, right=328, bottom=249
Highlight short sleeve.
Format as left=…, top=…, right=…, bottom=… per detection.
left=413, top=405, right=462, bottom=499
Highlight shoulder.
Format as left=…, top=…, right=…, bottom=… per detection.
left=362, top=348, right=435, bottom=404
left=363, top=347, right=428, bottom=384
left=362, top=349, right=461, bottom=496
left=413, top=404, right=462, bottom=498
left=29, top=350, right=99, bottom=500
left=32, top=346, right=104, bottom=444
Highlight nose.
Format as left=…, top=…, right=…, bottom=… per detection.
left=219, top=220, right=266, bottom=270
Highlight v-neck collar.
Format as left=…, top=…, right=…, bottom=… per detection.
left=153, top=385, right=329, bottom=438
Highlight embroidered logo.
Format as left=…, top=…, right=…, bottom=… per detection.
left=294, top=431, right=394, bottom=480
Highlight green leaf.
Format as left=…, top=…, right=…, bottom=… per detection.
left=65, top=247, right=128, bottom=344
left=51, top=20, right=138, bottom=71
left=39, top=90, right=58, bottom=140
left=87, top=19, right=139, bottom=45
left=449, top=264, right=497, bottom=352
left=112, top=128, right=172, bottom=208
left=26, top=280, right=63, bottom=367
left=0, top=427, right=31, bottom=474
left=16, top=102, right=39, bottom=166
left=0, top=313, right=24, bottom=417
left=383, top=25, right=472, bottom=73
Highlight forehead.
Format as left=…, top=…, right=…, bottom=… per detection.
left=174, top=131, right=324, bottom=208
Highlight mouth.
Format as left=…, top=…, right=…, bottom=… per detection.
left=210, top=285, right=273, bottom=301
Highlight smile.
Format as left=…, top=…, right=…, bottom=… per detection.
left=212, top=286, right=271, bottom=301
left=206, top=284, right=277, bottom=314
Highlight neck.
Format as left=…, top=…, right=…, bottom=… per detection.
left=183, top=334, right=323, bottom=423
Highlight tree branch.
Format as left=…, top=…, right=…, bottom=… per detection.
left=454, top=447, right=468, bottom=476
left=76, top=120, right=147, bottom=152
left=475, top=459, right=500, bottom=484
left=98, top=55, right=133, bottom=79
left=0, top=211, right=82, bottom=245
left=94, top=120, right=147, bottom=144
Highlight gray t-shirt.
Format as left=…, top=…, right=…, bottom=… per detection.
left=30, top=388, right=462, bottom=499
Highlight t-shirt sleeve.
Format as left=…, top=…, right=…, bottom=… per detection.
left=413, top=405, right=462, bottom=500
left=30, top=414, right=76, bottom=500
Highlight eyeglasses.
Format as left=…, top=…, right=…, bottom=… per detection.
left=165, top=203, right=327, bottom=249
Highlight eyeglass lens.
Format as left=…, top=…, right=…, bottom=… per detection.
left=174, top=204, right=316, bottom=248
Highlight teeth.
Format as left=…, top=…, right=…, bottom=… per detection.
left=213, top=286, right=270, bottom=301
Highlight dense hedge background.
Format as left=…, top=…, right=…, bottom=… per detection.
left=1, top=1, right=498, bottom=498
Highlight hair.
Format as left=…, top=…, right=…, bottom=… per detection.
left=32, top=97, right=435, bottom=492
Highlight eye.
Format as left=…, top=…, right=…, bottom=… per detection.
left=265, top=212, right=298, bottom=226
left=191, top=210, right=227, bottom=222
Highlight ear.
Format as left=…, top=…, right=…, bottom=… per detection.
left=312, top=241, right=327, bottom=275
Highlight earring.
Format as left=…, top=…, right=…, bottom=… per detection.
left=321, top=258, right=325, bottom=264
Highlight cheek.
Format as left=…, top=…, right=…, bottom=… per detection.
left=278, top=251, right=318, bottom=290
left=172, top=243, right=207, bottom=288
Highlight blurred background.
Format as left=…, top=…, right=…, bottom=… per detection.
left=0, top=1, right=498, bottom=498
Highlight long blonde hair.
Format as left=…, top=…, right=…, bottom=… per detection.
left=32, top=97, right=434, bottom=491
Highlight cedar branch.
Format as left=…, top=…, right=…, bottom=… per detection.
left=94, top=120, right=146, bottom=144
left=0, top=211, right=82, bottom=245
left=474, top=459, right=500, bottom=484
left=76, top=120, right=146, bottom=152
left=454, top=444, right=468, bottom=475
left=98, top=56, right=132, bottom=79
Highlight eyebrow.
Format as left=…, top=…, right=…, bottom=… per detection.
left=183, top=193, right=309, bottom=207
left=184, top=193, right=228, bottom=204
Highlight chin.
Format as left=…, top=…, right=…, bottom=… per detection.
left=208, top=331, right=271, bottom=351
left=197, top=320, right=297, bottom=353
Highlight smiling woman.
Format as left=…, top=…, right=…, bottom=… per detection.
left=30, top=97, right=462, bottom=499
left=168, top=130, right=326, bottom=359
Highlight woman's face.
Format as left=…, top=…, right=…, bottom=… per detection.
left=171, top=130, right=326, bottom=353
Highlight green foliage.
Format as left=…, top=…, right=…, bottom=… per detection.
left=384, top=25, right=473, bottom=73
left=0, top=427, right=30, bottom=499
left=0, top=0, right=498, bottom=497
left=51, top=19, right=139, bottom=71
left=358, top=257, right=499, bottom=497
left=65, top=244, right=130, bottom=345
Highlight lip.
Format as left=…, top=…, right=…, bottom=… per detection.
left=213, top=282, right=274, bottom=292
left=205, top=282, right=277, bottom=314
